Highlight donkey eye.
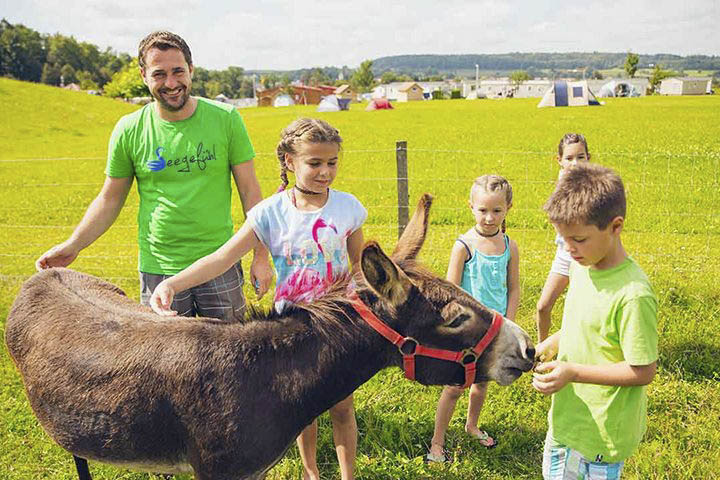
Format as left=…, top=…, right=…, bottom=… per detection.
left=446, top=313, right=470, bottom=329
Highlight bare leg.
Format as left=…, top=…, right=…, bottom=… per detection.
left=465, top=382, right=495, bottom=446
left=329, top=395, right=357, bottom=480
left=429, top=386, right=464, bottom=458
left=296, top=420, right=320, bottom=480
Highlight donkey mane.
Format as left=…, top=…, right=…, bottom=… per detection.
left=240, top=273, right=365, bottom=359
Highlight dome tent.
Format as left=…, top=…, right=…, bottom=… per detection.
left=365, top=98, right=393, bottom=110
left=317, top=95, right=341, bottom=112
left=273, top=94, right=294, bottom=107
left=597, top=80, right=641, bottom=97
left=537, top=80, right=600, bottom=108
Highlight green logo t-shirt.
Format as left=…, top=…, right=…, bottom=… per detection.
left=106, top=98, right=255, bottom=274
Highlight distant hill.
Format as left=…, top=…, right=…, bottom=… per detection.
left=247, top=52, right=720, bottom=82
left=371, top=53, right=720, bottom=75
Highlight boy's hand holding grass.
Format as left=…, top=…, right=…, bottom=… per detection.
left=532, top=361, right=577, bottom=395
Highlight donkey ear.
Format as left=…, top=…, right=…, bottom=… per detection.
left=361, top=241, right=412, bottom=306
left=392, top=193, right=433, bottom=261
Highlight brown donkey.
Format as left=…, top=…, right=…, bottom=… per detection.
left=5, top=194, right=534, bottom=480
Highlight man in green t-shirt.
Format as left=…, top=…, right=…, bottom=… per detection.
left=36, top=31, right=272, bottom=321
left=533, top=163, right=658, bottom=479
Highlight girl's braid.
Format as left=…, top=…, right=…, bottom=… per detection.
left=275, top=118, right=343, bottom=192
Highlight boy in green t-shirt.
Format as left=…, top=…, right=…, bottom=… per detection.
left=533, top=163, right=658, bottom=479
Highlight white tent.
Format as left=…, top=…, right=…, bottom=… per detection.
left=465, top=90, right=486, bottom=100
left=273, top=94, right=295, bottom=107
left=317, top=95, right=341, bottom=112
left=538, top=80, right=601, bottom=108
left=597, top=80, right=640, bottom=98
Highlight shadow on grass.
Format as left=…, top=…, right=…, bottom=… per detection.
left=313, top=402, right=548, bottom=479
left=659, top=340, right=720, bottom=381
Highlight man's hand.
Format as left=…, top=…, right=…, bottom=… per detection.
left=36, top=241, right=81, bottom=271
left=250, top=253, right=273, bottom=300
left=532, top=361, right=576, bottom=395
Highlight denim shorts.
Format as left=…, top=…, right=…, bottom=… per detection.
left=543, top=431, right=624, bottom=480
left=140, top=262, right=246, bottom=322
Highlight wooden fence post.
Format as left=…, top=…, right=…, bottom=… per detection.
left=396, top=141, right=409, bottom=239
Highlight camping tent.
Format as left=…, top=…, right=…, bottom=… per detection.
left=597, top=80, right=640, bottom=98
left=317, top=95, right=341, bottom=112
left=537, top=80, right=600, bottom=108
left=465, top=90, right=487, bottom=100
left=365, top=98, right=393, bottom=111
left=273, top=94, right=295, bottom=107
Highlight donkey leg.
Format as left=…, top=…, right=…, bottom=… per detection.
left=72, top=456, right=92, bottom=480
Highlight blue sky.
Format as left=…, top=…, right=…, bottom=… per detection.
left=2, top=0, right=718, bottom=70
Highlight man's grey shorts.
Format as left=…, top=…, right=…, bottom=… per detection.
left=140, top=262, right=246, bottom=322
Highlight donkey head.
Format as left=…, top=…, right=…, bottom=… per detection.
left=358, top=194, right=534, bottom=386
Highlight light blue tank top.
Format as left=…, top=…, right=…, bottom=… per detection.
left=458, top=234, right=510, bottom=316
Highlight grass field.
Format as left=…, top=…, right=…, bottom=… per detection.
left=1, top=76, right=719, bottom=479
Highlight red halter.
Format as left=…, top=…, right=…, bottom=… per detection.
left=348, top=291, right=503, bottom=389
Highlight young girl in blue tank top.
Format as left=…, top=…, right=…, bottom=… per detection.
left=427, top=175, right=520, bottom=462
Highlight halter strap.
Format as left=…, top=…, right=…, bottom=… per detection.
left=348, top=291, right=503, bottom=388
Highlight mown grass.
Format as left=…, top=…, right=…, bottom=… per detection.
left=1, top=77, right=719, bottom=479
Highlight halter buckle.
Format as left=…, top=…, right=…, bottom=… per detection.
left=399, top=337, right=418, bottom=356
left=461, top=349, right=478, bottom=365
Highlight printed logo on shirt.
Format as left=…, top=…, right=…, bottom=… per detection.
left=147, top=143, right=217, bottom=173
left=147, top=147, right=166, bottom=171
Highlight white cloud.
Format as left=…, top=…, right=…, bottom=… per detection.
left=1, top=0, right=716, bottom=69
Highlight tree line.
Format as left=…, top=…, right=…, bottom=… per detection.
left=4, top=18, right=715, bottom=99
left=372, top=53, right=720, bottom=75
left=0, top=19, right=375, bottom=98
left=0, top=19, right=132, bottom=90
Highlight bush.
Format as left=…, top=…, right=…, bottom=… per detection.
left=450, top=89, right=462, bottom=99
left=103, top=58, right=149, bottom=99
left=431, top=90, right=444, bottom=100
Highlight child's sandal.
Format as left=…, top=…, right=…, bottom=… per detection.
left=472, top=430, right=497, bottom=449
left=425, top=442, right=448, bottom=463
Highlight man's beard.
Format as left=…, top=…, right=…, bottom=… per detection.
left=153, top=85, right=190, bottom=112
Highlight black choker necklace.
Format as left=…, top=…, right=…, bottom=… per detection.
left=475, top=226, right=500, bottom=238
left=293, top=185, right=326, bottom=195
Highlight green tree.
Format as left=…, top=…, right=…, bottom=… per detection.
left=624, top=52, right=639, bottom=78
left=76, top=70, right=98, bottom=90
left=509, top=70, right=531, bottom=94
left=351, top=60, right=375, bottom=92
left=103, top=58, right=149, bottom=98
left=261, top=73, right=279, bottom=89
left=0, top=19, right=46, bottom=82
left=60, top=63, right=76, bottom=84
left=204, top=80, right=223, bottom=98
left=381, top=71, right=399, bottom=84
left=280, top=73, right=293, bottom=96
left=191, top=66, right=210, bottom=97
left=40, top=62, right=60, bottom=85
left=648, top=64, right=673, bottom=94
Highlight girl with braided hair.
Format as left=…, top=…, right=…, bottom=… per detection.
left=150, top=117, right=365, bottom=480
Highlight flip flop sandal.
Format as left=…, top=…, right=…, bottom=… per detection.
left=472, top=430, right=497, bottom=449
left=425, top=443, right=450, bottom=463
left=425, top=451, right=447, bottom=463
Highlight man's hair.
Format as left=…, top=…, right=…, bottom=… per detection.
left=544, top=163, right=626, bottom=229
left=138, top=31, right=192, bottom=69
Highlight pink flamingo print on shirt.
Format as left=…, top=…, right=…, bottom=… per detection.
left=274, top=218, right=338, bottom=306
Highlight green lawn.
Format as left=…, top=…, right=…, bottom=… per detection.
left=1, top=77, right=719, bottom=479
